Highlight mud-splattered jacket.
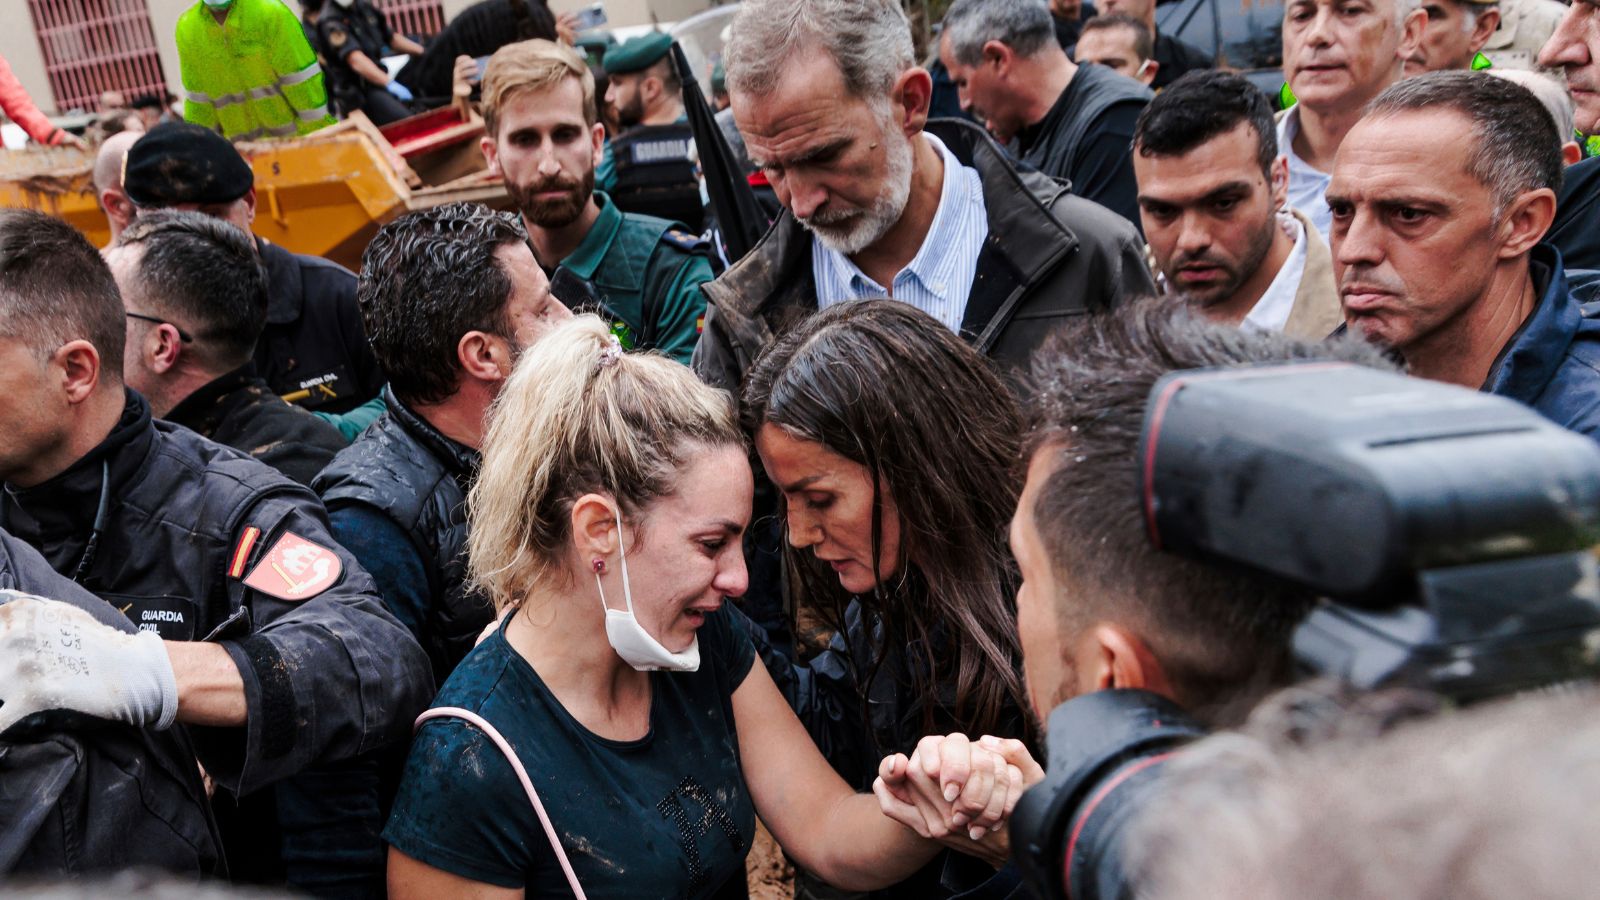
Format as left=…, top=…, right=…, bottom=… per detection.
left=164, top=363, right=347, bottom=487
left=0, top=389, right=432, bottom=880
left=0, top=527, right=222, bottom=879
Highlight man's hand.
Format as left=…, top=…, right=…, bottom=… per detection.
left=873, top=733, right=1044, bottom=868
left=0, top=591, right=178, bottom=736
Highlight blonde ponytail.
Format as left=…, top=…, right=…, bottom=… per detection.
left=467, top=315, right=741, bottom=612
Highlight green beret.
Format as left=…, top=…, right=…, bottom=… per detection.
left=604, top=32, right=674, bottom=75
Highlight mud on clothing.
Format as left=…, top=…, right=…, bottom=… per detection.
left=385, top=607, right=756, bottom=898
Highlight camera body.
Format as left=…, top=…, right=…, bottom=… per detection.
left=1012, top=363, right=1600, bottom=899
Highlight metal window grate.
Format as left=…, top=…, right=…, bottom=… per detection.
left=374, top=0, right=447, bottom=40
left=27, top=0, right=168, bottom=114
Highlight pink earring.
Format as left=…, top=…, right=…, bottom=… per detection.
left=592, top=558, right=607, bottom=575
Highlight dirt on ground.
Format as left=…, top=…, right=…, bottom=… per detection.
left=748, top=820, right=795, bottom=900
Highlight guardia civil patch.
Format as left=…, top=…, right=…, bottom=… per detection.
left=243, top=531, right=342, bottom=601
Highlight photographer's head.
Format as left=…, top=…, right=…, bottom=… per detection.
left=1138, top=685, right=1600, bottom=899
left=1016, top=302, right=1388, bottom=725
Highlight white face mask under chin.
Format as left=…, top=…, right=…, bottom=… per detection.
left=596, top=513, right=701, bottom=673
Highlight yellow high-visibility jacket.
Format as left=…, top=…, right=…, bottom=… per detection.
left=176, top=0, right=336, bottom=140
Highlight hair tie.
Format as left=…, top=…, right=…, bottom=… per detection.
left=597, top=333, right=624, bottom=370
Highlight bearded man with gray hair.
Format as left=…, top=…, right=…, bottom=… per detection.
left=693, top=0, right=1152, bottom=395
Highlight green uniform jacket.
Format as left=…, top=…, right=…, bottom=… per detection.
left=561, top=191, right=712, bottom=365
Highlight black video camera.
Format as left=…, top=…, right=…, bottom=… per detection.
left=1010, top=363, right=1600, bottom=900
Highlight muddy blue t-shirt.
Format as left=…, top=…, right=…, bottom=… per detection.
left=384, top=606, right=757, bottom=898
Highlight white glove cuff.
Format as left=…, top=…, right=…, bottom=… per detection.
left=127, top=629, right=180, bottom=731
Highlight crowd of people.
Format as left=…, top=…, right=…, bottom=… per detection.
left=3, top=0, right=1600, bottom=897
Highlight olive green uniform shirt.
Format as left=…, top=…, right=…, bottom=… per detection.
left=560, top=191, right=712, bottom=364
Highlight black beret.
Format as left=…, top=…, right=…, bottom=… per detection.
left=123, top=122, right=254, bottom=207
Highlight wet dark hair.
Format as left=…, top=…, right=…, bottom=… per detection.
left=743, top=301, right=1031, bottom=745
left=358, top=202, right=529, bottom=406
left=1135, top=70, right=1279, bottom=178
left=0, top=208, right=124, bottom=381
left=1024, top=300, right=1393, bottom=718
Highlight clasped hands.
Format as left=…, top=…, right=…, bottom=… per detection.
left=873, top=733, right=1045, bottom=868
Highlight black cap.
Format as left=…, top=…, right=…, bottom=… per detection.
left=123, top=122, right=254, bottom=207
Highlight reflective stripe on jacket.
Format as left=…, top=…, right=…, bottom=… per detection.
left=176, top=0, right=335, bottom=140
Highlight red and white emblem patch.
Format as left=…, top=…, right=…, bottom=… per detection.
left=243, top=531, right=343, bottom=601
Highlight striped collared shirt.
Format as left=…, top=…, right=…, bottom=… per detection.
left=811, top=132, right=989, bottom=333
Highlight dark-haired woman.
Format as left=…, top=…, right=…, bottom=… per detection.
left=742, top=300, right=1036, bottom=896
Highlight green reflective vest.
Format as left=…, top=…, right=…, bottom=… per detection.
left=176, top=0, right=335, bottom=140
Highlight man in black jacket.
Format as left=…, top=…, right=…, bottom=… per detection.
left=121, top=122, right=384, bottom=417
left=107, top=210, right=345, bottom=487
left=939, top=0, right=1151, bottom=227
left=315, top=203, right=572, bottom=684
left=0, top=209, right=431, bottom=893
left=702, top=0, right=1153, bottom=394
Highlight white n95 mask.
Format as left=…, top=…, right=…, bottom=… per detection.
left=596, top=511, right=700, bottom=672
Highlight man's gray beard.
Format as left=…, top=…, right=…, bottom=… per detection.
left=801, top=128, right=916, bottom=257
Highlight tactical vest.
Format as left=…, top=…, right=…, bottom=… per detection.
left=314, top=389, right=491, bottom=684
left=609, top=122, right=706, bottom=233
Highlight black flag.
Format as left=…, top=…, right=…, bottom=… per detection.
left=671, top=42, right=768, bottom=264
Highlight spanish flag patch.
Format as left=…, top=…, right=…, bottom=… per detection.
left=229, top=526, right=261, bottom=579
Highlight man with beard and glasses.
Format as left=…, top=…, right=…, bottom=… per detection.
left=1328, top=71, right=1600, bottom=436
left=1134, top=72, right=1342, bottom=339
left=480, top=39, right=712, bottom=364
left=699, top=0, right=1152, bottom=394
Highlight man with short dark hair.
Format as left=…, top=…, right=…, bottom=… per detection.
left=122, top=122, right=383, bottom=417
left=940, top=0, right=1150, bottom=226
left=315, top=202, right=572, bottom=683
left=1075, top=14, right=1159, bottom=86
left=1099, top=0, right=1214, bottom=87
left=1134, top=71, right=1342, bottom=338
left=1329, top=71, right=1600, bottom=434
left=106, top=211, right=345, bottom=486
left=0, top=208, right=430, bottom=889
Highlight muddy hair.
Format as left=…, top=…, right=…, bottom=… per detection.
left=468, top=315, right=743, bottom=612
left=742, top=301, right=1031, bottom=745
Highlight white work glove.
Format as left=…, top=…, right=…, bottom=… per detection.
left=0, top=590, right=179, bottom=736
left=386, top=80, right=414, bottom=103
